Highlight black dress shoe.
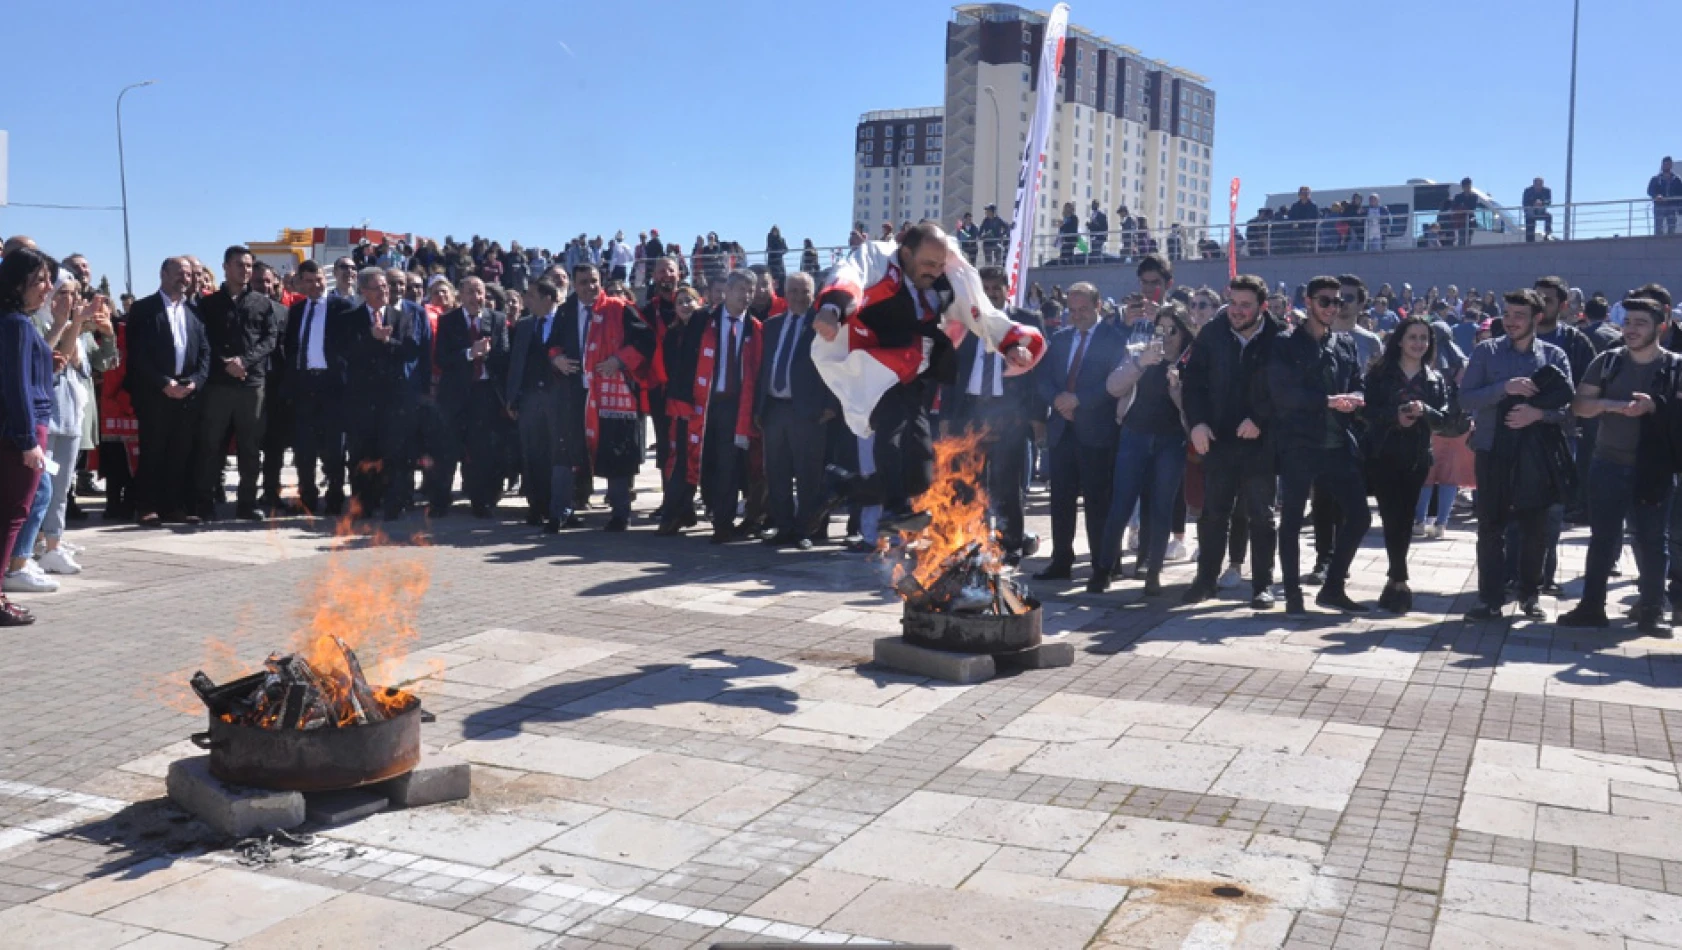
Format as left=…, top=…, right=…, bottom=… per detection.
left=1637, top=605, right=1673, bottom=638
left=1034, top=564, right=1073, bottom=581
left=1250, top=589, right=1276, bottom=610
left=603, top=517, right=628, bottom=532
left=1303, top=567, right=1327, bottom=587
left=763, top=532, right=796, bottom=547
left=655, top=520, right=682, bottom=536
left=543, top=519, right=561, bottom=535
left=1085, top=569, right=1111, bottom=594
left=1181, top=581, right=1215, bottom=605
left=1517, top=598, right=1546, bottom=620
left=236, top=506, right=264, bottom=522
left=1556, top=604, right=1609, bottom=628
left=525, top=511, right=544, bottom=527
left=1284, top=591, right=1307, bottom=615
left=879, top=508, right=933, bottom=534
left=1316, top=586, right=1370, bottom=613
left=795, top=538, right=814, bottom=551
left=1142, top=571, right=1162, bottom=597
left=1463, top=603, right=1504, bottom=622
left=710, top=529, right=743, bottom=545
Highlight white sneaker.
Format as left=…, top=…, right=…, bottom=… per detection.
left=60, top=540, right=85, bottom=555
left=1165, top=537, right=1189, bottom=561
left=37, top=548, right=81, bottom=575
left=1218, top=565, right=1244, bottom=589
left=1411, top=521, right=1426, bottom=537
left=1426, top=524, right=1444, bottom=539
left=1124, top=526, right=1139, bottom=554
left=4, top=563, right=60, bottom=593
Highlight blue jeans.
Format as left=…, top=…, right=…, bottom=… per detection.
left=1415, top=483, right=1455, bottom=526
left=1096, top=430, right=1186, bottom=574
left=1581, top=458, right=1670, bottom=610
left=14, top=466, right=51, bottom=564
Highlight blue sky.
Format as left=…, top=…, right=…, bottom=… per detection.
left=0, top=0, right=1665, bottom=294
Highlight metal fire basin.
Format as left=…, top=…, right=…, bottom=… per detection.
left=192, top=695, right=422, bottom=792
left=901, top=601, right=1042, bottom=655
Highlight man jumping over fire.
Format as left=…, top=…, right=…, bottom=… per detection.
left=811, top=221, right=1045, bottom=533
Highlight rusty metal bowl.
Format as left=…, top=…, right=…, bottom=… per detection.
left=191, top=694, right=423, bottom=792
left=901, top=601, right=1043, bottom=654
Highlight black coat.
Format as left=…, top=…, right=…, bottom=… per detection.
left=434, top=307, right=510, bottom=406
left=343, top=302, right=425, bottom=405
left=1487, top=364, right=1577, bottom=514
left=1362, top=361, right=1452, bottom=473
left=123, top=292, right=210, bottom=396
left=283, top=295, right=354, bottom=391
left=1259, top=324, right=1365, bottom=456
left=941, top=307, right=1046, bottom=431
left=753, top=309, right=836, bottom=424
left=1182, top=309, right=1283, bottom=447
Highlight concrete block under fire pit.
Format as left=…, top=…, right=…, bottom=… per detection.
left=167, top=756, right=305, bottom=837
left=305, top=788, right=391, bottom=826
left=872, top=637, right=996, bottom=685
left=378, top=749, right=471, bottom=808
left=993, top=640, right=1076, bottom=672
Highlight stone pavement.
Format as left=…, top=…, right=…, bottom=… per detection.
left=3, top=469, right=1682, bottom=949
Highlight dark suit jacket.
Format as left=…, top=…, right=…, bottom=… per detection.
left=505, top=312, right=565, bottom=407
left=343, top=302, right=424, bottom=404
left=283, top=295, right=353, bottom=390
left=123, top=291, right=210, bottom=397
left=942, top=307, right=1046, bottom=431
left=753, top=308, right=836, bottom=424
left=1035, top=321, right=1126, bottom=449
left=435, top=307, right=509, bottom=405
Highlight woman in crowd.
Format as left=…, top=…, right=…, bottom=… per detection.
left=36, top=277, right=111, bottom=576
left=800, top=239, right=821, bottom=280
left=0, top=248, right=58, bottom=625
left=1363, top=315, right=1452, bottom=613
left=1091, top=303, right=1194, bottom=595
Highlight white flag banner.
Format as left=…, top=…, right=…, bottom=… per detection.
left=1005, top=2, right=1070, bottom=309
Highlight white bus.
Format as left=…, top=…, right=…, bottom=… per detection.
left=1261, top=179, right=1524, bottom=248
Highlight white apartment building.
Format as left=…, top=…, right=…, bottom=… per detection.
left=942, top=4, right=1215, bottom=260
left=851, top=108, right=946, bottom=233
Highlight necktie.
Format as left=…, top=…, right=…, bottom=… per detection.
left=1065, top=330, right=1090, bottom=392
left=722, top=316, right=739, bottom=394
left=773, top=316, right=800, bottom=395
left=980, top=349, right=998, bottom=398
left=298, top=301, right=317, bottom=370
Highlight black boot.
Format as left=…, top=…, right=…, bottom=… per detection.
left=1142, top=570, right=1162, bottom=597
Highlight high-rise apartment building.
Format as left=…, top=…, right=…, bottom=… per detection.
left=942, top=3, right=1215, bottom=260
left=851, top=107, right=945, bottom=233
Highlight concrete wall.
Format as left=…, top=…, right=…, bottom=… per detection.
left=1025, top=236, right=1682, bottom=301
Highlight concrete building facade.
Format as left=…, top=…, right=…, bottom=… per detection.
left=942, top=3, right=1214, bottom=262
left=851, top=107, right=945, bottom=233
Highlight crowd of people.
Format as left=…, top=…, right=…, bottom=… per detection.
left=1, top=225, right=1678, bottom=641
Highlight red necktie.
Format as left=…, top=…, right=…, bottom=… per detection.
left=1065, top=330, right=1090, bottom=392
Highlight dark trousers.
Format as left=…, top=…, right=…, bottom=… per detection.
left=197, top=383, right=265, bottom=514
left=261, top=390, right=293, bottom=508
left=1525, top=210, right=1553, bottom=241
left=98, top=440, right=135, bottom=517
left=1195, top=445, right=1276, bottom=594
left=1311, top=487, right=1338, bottom=567
left=460, top=383, right=506, bottom=510
left=1097, top=430, right=1186, bottom=574
left=1370, top=463, right=1428, bottom=582
left=762, top=399, right=826, bottom=538
left=868, top=381, right=933, bottom=513
left=702, top=396, right=744, bottom=532
left=1047, top=432, right=1115, bottom=568
left=650, top=404, right=670, bottom=510
left=134, top=392, right=200, bottom=517
left=347, top=395, right=412, bottom=520
left=291, top=373, right=345, bottom=512
left=515, top=387, right=569, bottom=521
left=1278, top=447, right=1370, bottom=593
left=1582, top=458, right=1671, bottom=610
left=982, top=421, right=1028, bottom=551
left=1474, top=451, right=1550, bottom=606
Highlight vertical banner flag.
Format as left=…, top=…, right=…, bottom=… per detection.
left=1006, top=3, right=1071, bottom=308
left=1228, top=178, right=1241, bottom=280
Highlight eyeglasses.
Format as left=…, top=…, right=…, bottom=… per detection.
left=1191, top=301, right=1215, bottom=310
left=1338, top=295, right=1358, bottom=304
left=1311, top=296, right=1340, bottom=308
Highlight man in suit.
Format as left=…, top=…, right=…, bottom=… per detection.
left=125, top=256, right=210, bottom=526
left=253, top=263, right=295, bottom=517
left=432, top=276, right=510, bottom=518
left=283, top=260, right=351, bottom=515
left=504, top=277, right=577, bottom=532
left=943, top=265, right=1046, bottom=565
left=754, top=272, right=835, bottom=549
left=1034, top=282, right=1126, bottom=582
left=194, top=245, right=280, bottom=521
left=343, top=268, right=425, bottom=522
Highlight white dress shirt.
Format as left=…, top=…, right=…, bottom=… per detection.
left=161, top=290, right=189, bottom=377
left=576, top=302, right=592, bottom=391
left=966, top=346, right=1004, bottom=397
left=301, top=296, right=329, bottom=370
left=716, top=309, right=743, bottom=393
left=769, top=312, right=806, bottom=400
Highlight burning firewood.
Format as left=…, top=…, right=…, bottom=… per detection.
left=190, top=641, right=406, bottom=730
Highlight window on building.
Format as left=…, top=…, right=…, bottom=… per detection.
left=865, top=155, right=873, bottom=167
left=1178, top=157, right=1186, bottom=170
left=864, top=141, right=873, bottom=153
left=1022, top=49, right=1031, bottom=64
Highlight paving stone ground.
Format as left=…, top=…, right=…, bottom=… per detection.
left=3, top=464, right=1681, bottom=949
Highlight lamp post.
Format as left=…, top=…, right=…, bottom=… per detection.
left=982, top=85, right=1003, bottom=212
left=116, top=80, right=157, bottom=298
left=1563, top=0, right=1579, bottom=241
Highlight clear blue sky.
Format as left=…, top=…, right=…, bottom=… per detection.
left=0, top=0, right=1664, bottom=294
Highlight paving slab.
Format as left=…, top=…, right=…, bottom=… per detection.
left=228, top=892, right=477, bottom=949
left=97, top=867, right=339, bottom=943
left=321, top=806, right=562, bottom=867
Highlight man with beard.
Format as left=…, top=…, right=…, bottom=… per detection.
left=194, top=246, right=279, bottom=522
left=250, top=262, right=295, bottom=517
left=553, top=264, right=654, bottom=532
left=1182, top=274, right=1284, bottom=609
left=125, top=256, right=210, bottom=526
left=1559, top=298, right=1681, bottom=634
left=642, top=256, right=682, bottom=519
left=282, top=260, right=351, bottom=516
left=811, top=222, right=1042, bottom=531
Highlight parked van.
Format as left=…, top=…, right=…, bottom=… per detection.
left=1261, top=180, right=1523, bottom=248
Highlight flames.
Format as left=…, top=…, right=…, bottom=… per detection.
left=897, top=429, right=999, bottom=590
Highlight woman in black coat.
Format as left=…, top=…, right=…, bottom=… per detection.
left=1363, top=315, right=1452, bottom=613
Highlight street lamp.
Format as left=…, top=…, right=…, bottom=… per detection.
left=1562, top=0, right=1579, bottom=241
left=982, top=86, right=1003, bottom=212
left=116, top=80, right=157, bottom=298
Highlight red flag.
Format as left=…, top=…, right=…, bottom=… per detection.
left=1228, top=178, right=1241, bottom=281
